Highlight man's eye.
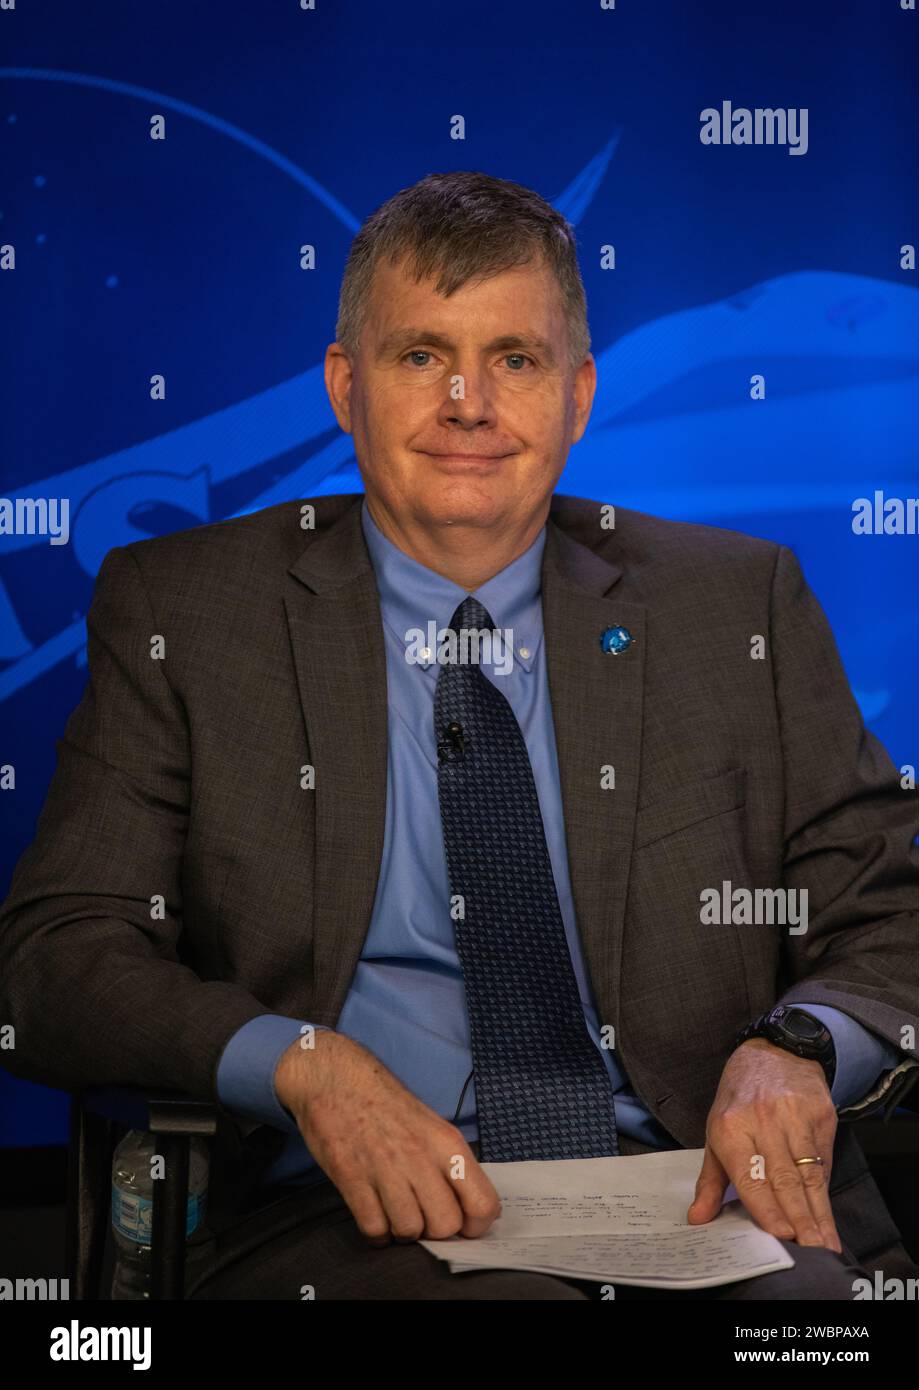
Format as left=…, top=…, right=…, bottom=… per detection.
left=402, top=350, right=534, bottom=370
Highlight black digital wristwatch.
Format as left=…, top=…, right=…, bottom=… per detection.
left=734, top=1005, right=836, bottom=1089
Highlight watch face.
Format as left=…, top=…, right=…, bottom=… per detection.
left=785, top=1010, right=824, bottom=1043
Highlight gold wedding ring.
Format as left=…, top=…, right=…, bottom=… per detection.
left=793, top=1156, right=825, bottom=1166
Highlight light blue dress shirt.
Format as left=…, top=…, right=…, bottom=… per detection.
left=216, top=497, right=900, bottom=1188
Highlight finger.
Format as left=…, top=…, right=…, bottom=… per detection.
left=376, top=1175, right=426, bottom=1243
left=687, top=1143, right=730, bottom=1223
left=450, top=1153, right=502, bottom=1238
left=781, top=1125, right=841, bottom=1253
left=410, top=1170, right=465, bottom=1240
left=715, top=1134, right=796, bottom=1240
left=758, top=1134, right=833, bottom=1249
left=338, top=1178, right=392, bottom=1247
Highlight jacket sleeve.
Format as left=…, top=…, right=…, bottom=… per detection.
left=769, top=544, right=919, bottom=1111
left=0, top=545, right=274, bottom=1103
left=792, top=1002, right=903, bottom=1108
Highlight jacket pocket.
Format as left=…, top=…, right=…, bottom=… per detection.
left=633, top=767, right=746, bottom=850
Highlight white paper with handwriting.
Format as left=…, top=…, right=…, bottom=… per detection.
left=420, top=1148, right=794, bottom=1289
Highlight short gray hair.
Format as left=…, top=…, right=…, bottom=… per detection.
left=335, top=171, right=591, bottom=370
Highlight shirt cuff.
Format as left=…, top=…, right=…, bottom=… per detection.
left=216, top=1014, right=329, bottom=1133
left=794, top=1003, right=903, bottom=1110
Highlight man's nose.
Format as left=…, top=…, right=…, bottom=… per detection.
left=437, top=363, right=496, bottom=425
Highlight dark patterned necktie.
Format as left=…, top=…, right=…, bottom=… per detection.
left=434, top=595, right=619, bottom=1162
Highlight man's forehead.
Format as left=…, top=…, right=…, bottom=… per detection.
left=374, top=252, right=553, bottom=296
left=366, top=256, right=564, bottom=338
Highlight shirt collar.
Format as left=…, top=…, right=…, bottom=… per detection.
left=360, top=495, right=545, bottom=675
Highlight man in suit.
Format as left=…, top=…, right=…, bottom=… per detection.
left=2, top=170, right=918, bottom=1301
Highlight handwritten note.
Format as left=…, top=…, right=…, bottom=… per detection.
left=420, top=1148, right=794, bottom=1289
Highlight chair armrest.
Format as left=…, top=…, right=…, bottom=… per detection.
left=68, top=1086, right=218, bottom=1301
left=81, top=1085, right=218, bottom=1137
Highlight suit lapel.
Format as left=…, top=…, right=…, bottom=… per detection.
left=541, top=515, right=646, bottom=1030
left=284, top=498, right=388, bottom=1027
left=283, top=494, right=647, bottom=1035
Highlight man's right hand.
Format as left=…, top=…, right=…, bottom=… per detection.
left=274, top=1029, right=501, bottom=1246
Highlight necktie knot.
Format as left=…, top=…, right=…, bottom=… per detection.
left=447, top=595, right=495, bottom=641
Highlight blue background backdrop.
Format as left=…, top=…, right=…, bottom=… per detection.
left=1, top=0, right=917, bottom=1145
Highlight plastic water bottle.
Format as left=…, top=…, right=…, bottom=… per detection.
left=110, top=1129, right=209, bottom=1299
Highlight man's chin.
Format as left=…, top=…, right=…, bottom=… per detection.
left=417, top=483, right=511, bottom=529
left=426, top=506, right=507, bottom=531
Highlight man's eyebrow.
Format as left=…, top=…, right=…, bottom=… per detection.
left=375, top=328, right=558, bottom=364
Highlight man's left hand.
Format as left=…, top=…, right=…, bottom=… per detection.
left=687, top=1038, right=842, bottom=1252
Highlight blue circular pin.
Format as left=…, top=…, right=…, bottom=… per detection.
left=600, top=624, right=634, bottom=655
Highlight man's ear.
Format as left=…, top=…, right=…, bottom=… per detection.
left=570, top=353, right=597, bottom=444
left=324, top=342, right=355, bottom=435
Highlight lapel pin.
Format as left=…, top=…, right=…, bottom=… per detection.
left=600, top=624, right=635, bottom=655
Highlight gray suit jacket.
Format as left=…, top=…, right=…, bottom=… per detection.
left=2, top=492, right=918, bottom=1266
